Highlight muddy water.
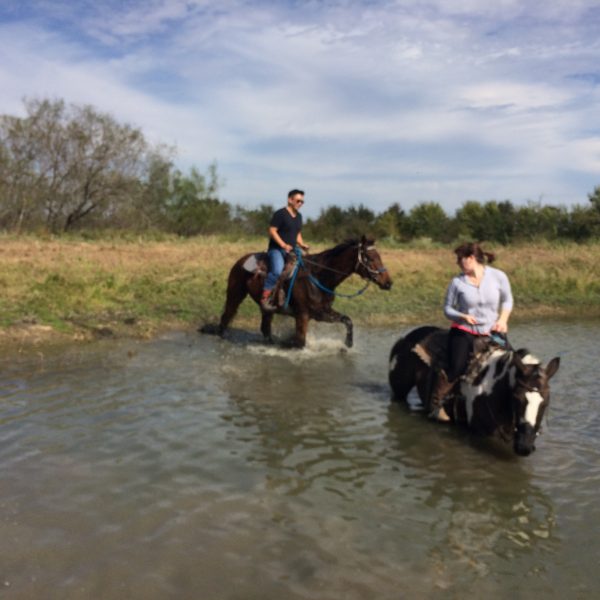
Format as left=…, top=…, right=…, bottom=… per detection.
left=1, top=320, right=598, bottom=599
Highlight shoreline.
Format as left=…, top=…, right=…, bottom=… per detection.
left=3, top=308, right=598, bottom=358
left=1, top=236, right=598, bottom=354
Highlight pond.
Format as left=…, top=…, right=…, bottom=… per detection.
left=1, top=320, right=598, bottom=598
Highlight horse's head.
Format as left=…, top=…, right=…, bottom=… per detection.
left=355, top=236, right=392, bottom=290
left=510, top=351, right=560, bottom=456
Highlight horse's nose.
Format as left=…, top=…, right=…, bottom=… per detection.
left=514, top=438, right=536, bottom=456
left=381, top=280, right=392, bottom=290
left=515, top=445, right=533, bottom=457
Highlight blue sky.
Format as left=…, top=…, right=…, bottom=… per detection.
left=1, top=0, right=599, bottom=218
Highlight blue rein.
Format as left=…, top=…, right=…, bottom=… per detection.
left=283, top=247, right=373, bottom=309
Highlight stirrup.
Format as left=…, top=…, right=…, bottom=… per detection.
left=260, top=295, right=277, bottom=313
left=428, top=405, right=450, bottom=422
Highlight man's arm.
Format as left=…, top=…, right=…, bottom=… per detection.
left=269, top=226, right=293, bottom=252
left=296, top=232, right=309, bottom=251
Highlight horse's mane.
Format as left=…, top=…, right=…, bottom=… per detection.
left=310, top=238, right=368, bottom=262
left=515, top=348, right=541, bottom=365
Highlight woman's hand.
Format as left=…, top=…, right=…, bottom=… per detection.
left=492, top=320, right=508, bottom=333
left=492, top=308, right=511, bottom=334
left=462, top=314, right=479, bottom=326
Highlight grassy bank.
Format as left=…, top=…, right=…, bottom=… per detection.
left=1, top=235, right=599, bottom=346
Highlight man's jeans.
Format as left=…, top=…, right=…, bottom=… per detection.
left=264, top=248, right=287, bottom=291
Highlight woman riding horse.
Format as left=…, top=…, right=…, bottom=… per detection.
left=388, top=325, right=560, bottom=456
left=430, top=242, right=513, bottom=422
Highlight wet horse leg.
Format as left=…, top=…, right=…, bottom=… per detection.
left=292, top=312, right=310, bottom=348
left=218, top=270, right=249, bottom=335
left=260, top=312, right=274, bottom=343
left=317, top=309, right=353, bottom=347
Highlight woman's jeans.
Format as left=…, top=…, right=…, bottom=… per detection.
left=264, top=248, right=287, bottom=291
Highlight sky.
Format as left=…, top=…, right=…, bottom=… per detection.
left=0, top=0, right=599, bottom=219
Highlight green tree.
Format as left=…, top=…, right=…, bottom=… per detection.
left=455, top=200, right=514, bottom=243
left=565, top=205, right=600, bottom=241
left=234, top=203, right=275, bottom=237
left=588, top=185, right=600, bottom=212
left=406, top=202, right=450, bottom=241
left=374, top=203, right=406, bottom=241
left=307, top=205, right=346, bottom=240
left=0, top=97, right=173, bottom=233
left=165, top=163, right=229, bottom=236
left=344, top=204, right=377, bottom=239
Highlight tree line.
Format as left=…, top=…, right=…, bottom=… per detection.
left=1, top=98, right=599, bottom=243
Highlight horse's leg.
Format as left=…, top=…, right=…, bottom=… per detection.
left=314, top=309, right=353, bottom=347
left=389, top=356, right=417, bottom=403
left=292, top=312, right=310, bottom=348
left=218, top=269, right=249, bottom=335
left=260, top=312, right=274, bottom=343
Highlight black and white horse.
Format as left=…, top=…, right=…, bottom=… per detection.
left=388, top=326, right=560, bottom=456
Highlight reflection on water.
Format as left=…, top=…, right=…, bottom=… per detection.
left=0, top=321, right=599, bottom=598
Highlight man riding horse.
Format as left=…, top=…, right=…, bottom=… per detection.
left=260, top=189, right=310, bottom=312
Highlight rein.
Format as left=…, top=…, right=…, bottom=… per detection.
left=283, top=245, right=380, bottom=308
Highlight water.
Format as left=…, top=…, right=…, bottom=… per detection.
left=1, top=320, right=598, bottom=599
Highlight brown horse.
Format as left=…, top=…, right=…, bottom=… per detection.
left=200, top=236, right=392, bottom=347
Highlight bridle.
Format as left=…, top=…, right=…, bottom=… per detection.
left=355, top=244, right=388, bottom=282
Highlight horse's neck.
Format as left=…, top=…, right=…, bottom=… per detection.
left=312, top=248, right=356, bottom=288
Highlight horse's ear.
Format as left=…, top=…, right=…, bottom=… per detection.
left=545, top=357, right=560, bottom=380
left=360, top=234, right=375, bottom=246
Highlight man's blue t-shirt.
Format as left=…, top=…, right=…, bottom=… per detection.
left=268, top=208, right=302, bottom=250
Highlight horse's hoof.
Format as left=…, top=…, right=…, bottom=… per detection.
left=199, top=323, right=219, bottom=335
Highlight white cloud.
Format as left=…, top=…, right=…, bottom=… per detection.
left=0, top=0, right=599, bottom=213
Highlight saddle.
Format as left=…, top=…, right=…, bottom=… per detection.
left=242, top=252, right=299, bottom=280
left=412, top=329, right=502, bottom=376
left=243, top=252, right=302, bottom=310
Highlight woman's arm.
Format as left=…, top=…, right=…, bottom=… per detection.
left=492, top=270, right=513, bottom=332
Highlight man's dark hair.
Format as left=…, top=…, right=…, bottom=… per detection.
left=288, top=189, right=304, bottom=198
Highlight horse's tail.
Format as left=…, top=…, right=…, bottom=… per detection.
left=389, top=326, right=441, bottom=402
left=216, top=255, right=260, bottom=333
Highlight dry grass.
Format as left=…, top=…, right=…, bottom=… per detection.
left=1, top=235, right=599, bottom=348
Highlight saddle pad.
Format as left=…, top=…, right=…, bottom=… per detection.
left=242, top=252, right=268, bottom=273
left=413, top=330, right=448, bottom=368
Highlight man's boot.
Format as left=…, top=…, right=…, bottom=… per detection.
left=260, top=289, right=277, bottom=312
left=428, top=369, right=454, bottom=422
